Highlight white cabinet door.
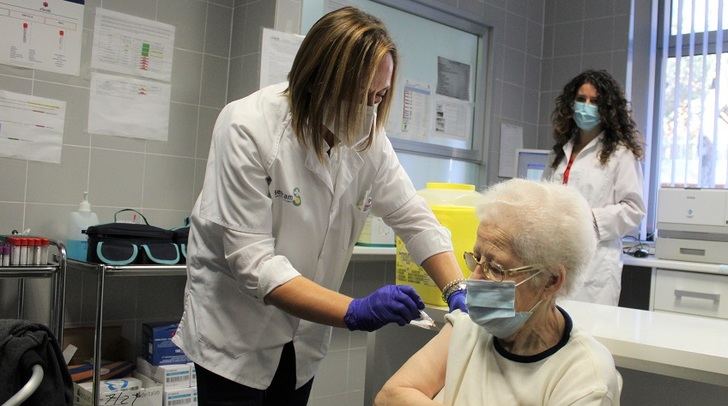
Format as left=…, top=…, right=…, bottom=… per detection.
left=653, top=269, right=728, bottom=319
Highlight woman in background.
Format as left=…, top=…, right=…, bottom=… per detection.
left=543, top=69, right=645, bottom=306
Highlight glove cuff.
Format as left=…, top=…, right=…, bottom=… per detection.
left=344, top=298, right=361, bottom=331
left=446, top=289, right=467, bottom=313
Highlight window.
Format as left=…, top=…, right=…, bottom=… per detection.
left=657, top=0, right=728, bottom=187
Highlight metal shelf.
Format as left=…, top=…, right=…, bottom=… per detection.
left=0, top=240, right=67, bottom=346
left=67, top=259, right=187, bottom=406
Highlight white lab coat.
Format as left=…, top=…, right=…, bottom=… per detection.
left=542, top=134, right=645, bottom=305
left=172, top=83, right=452, bottom=389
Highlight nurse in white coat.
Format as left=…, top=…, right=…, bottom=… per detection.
left=172, top=7, right=467, bottom=405
left=542, top=69, right=645, bottom=306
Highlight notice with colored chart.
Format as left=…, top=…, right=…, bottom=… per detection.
left=91, top=8, right=175, bottom=82
left=0, top=0, right=85, bottom=76
left=87, top=72, right=170, bottom=141
left=0, top=90, right=65, bottom=163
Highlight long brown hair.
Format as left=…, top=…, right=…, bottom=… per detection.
left=550, top=69, right=643, bottom=168
left=285, top=7, right=398, bottom=161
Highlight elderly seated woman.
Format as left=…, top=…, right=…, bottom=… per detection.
left=375, top=179, right=621, bottom=405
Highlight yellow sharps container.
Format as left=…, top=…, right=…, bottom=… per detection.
left=396, top=182, right=480, bottom=307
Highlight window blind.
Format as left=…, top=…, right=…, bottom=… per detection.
left=658, top=0, right=728, bottom=187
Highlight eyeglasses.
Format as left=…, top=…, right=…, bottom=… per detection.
left=463, top=251, right=541, bottom=282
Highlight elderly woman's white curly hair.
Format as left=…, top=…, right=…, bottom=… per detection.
left=476, top=179, right=597, bottom=295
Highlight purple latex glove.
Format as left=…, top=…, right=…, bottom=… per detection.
left=447, top=289, right=468, bottom=313
left=344, top=285, right=425, bottom=332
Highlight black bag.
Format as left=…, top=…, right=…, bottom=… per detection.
left=84, top=209, right=179, bottom=265
left=171, top=218, right=190, bottom=264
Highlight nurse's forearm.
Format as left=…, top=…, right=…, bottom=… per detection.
left=421, top=251, right=465, bottom=290
left=265, top=276, right=351, bottom=328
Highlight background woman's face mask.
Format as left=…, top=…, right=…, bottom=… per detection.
left=573, top=101, right=600, bottom=131
left=464, top=270, right=543, bottom=338
left=323, top=103, right=378, bottom=147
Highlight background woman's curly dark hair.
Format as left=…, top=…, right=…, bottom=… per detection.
left=550, top=69, right=643, bottom=168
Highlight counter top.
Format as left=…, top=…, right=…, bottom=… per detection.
left=560, top=299, right=728, bottom=386
left=622, top=254, right=728, bottom=276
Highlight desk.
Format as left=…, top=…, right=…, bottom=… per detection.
left=559, top=299, right=728, bottom=387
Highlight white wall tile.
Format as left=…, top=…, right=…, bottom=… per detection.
left=523, top=88, right=540, bottom=125
left=141, top=208, right=190, bottom=229
left=586, top=0, right=614, bottom=19
left=504, top=12, right=527, bottom=51
left=527, top=0, right=545, bottom=23
left=459, top=0, right=485, bottom=19
left=0, top=202, right=24, bottom=232
left=229, top=5, right=247, bottom=58
left=196, top=107, right=219, bottom=159
left=158, top=0, right=207, bottom=52
left=310, top=350, right=348, bottom=397
left=27, top=146, right=89, bottom=205
left=192, top=159, right=206, bottom=202
left=241, top=0, right=276, bottom=55
left=90, top=133, right=147, bottom=152
left=551, top=55, right=582, bottom=92
left=507, top=0, right=528, bottom=17
left=89, top=149, right=144, bottom=207
left=170, top=49, right=203, bottom=104
left=25, top=203, right=75, bottom=242
left=142, top=155, right=196, bottom=210
left=33, top=81, right=91, bottom=147
left=526, top=20, right=544, bottom=57
left=553, top=21, right=584, bottom=57
left=613, top=14, right=630, bottom=50
left=500, top=82, right=524, bottom=121
left=200, top=55, right=229, bottom=108
left=503, top=47, right=526, bottom=85
left=583, top=17, right=615, bottom=53
left=148, top=103, right=199, bottom=157
left=0, top=158, right=28, bottom=202
left=554, top=0, right=585, bottom=22
left=347, top=347, right=367, bottom=392
left=102, top=0, right=157, bottom=19
left=525, top=54, right=541, bottom=90
left=582, top=51, right=613, bottom=72
left=205, top=3, right=234, bottom=57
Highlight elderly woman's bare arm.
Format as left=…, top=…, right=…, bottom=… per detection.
left=374, top=324, right=452, bottom=405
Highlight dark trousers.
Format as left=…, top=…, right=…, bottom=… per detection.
left=195, top=342, right=314, bottom=406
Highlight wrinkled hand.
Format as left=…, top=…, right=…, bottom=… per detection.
left=447, top=289, right=468, bottom=313
left=344, top=285, right=425, bottom=332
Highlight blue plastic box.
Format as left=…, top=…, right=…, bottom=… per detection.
left=142, top=321, right=189, bottom=365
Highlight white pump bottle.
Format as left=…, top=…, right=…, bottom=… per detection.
left=66, top=192, right=99, bottom=261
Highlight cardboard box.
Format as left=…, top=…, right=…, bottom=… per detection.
left=163, top=386, right=198, bottom=406
left=137, top=357, right=191, bottom=389
left=75, top=372, right=162, bottom=406
left=63, top=325, right=129, bottom=365
left=142, top=321, right=189, bottom=365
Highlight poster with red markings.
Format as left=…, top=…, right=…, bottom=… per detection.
left=0, top=0, right=84, bottom=75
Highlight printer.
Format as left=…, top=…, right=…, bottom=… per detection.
left=656, top=187, right=728, bottom=264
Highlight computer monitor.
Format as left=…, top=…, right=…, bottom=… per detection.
left=514, top=149, right=551, bottom=181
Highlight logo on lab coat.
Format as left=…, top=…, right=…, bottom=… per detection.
left=273, top=187, right=302, bottom=206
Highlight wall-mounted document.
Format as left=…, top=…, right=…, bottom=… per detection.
left=259, top=28, right=304, bottom=89
left=0, top=0, right=85, bottom=76
left=498, top=123, right=523, bottom=178
left=0, top=90, right=65, bottom=163
left=434, top=94, right=471, bottom=140
left=436, top=56, right=470, bottom=102
left=87, top=72, right=171, bottom=141
left=91, top=8, right=175, bottom=82
left=398, top=80, right=432, bottom=140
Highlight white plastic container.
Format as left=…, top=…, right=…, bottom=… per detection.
left=66, top=192, right=99, bottom=261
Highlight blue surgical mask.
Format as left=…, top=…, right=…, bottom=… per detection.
left=573, top=101, right=600, bottom=131
left=465, top=271, right=543, bottom=339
